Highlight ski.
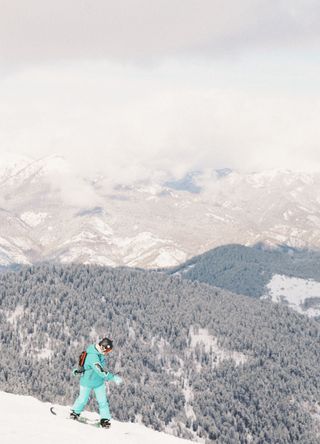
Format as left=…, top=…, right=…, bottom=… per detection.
left=50, top=406, right=105, bottom=428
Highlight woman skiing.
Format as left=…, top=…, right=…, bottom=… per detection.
left=70, top=337, right=122, bottom=428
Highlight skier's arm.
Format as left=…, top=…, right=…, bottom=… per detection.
left=86, top=353, right=122, bottom=383
left=92, top=362, right=115, bottom=381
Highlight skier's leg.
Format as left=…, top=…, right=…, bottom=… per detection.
left=94, top=384, right=111, bottom=420
left=72, top=385, right=91, bottom=414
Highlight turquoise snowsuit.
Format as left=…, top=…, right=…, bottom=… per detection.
left=72, top=344, right=116, bottom=419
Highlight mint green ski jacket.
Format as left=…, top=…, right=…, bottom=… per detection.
left=78, top=344, right=116, bottom=388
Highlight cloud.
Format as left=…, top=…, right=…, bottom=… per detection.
left=43, top=157, right=104, bottom=207
left=0, top=1, right=319, bottom=64
left=1, top=59, right=320, bottom=184
left=0, top=0, right=319, bottom=211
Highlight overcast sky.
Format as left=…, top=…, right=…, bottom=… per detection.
left=1, top=0, right=320, bottom=183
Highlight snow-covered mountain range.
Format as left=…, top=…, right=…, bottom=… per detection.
left=1, top=154, right=320, bottom=268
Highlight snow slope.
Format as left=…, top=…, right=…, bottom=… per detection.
left=0, top=391, right=192, bottom=444
left=264, top=274, right=320, bottom=317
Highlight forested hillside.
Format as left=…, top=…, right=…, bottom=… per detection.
left=168, top=244, right=320, bottom=298
left=1, top=264, right=320, bottom=443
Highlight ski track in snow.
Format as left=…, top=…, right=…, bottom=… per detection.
left=0, top=391, right=192, bottom=444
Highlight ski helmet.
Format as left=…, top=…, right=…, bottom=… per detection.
left=99, top=337, right=113, bottom=353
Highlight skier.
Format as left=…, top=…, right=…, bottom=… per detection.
left=70, top=337, right=122, bottom=428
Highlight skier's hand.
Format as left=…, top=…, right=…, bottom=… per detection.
left=72, top=368, right=79, bottom=376
left=113, top=375, right=123, bottom=385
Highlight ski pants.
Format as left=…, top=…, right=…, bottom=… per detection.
left=72, top=384, right=111, bottom=419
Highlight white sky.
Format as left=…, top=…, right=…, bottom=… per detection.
left=1, top=0, right=320, bottom=182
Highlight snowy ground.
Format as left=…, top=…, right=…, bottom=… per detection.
left=0, top=391, right=192, bottom=444
left=189, top=326, right=248, bottom=367
left=263, top=274, right=320, bottom=317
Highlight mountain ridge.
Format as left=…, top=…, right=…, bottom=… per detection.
left=1, top=155, right=320, bottom=268
left=168, top=244, right=320, bottom=317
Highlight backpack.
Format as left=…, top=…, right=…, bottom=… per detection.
left=76, top=351, right=87, bottom=374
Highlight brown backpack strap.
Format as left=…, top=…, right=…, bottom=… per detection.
left=78, top=351, right=87, bottom=367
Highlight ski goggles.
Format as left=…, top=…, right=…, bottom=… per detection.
left=101, top=344, right=113, bottom=354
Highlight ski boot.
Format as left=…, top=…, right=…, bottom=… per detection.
left=100, top=418, right=111, bottom=428
left=70, top=410, right=80, bottom=420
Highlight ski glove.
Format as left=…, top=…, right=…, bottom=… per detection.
left=113, top=375, right=123, bottom=385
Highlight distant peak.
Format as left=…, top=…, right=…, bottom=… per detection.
left=164, top=171, right=202, bottom=194
left=215, top=168, right=233, bottom=178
